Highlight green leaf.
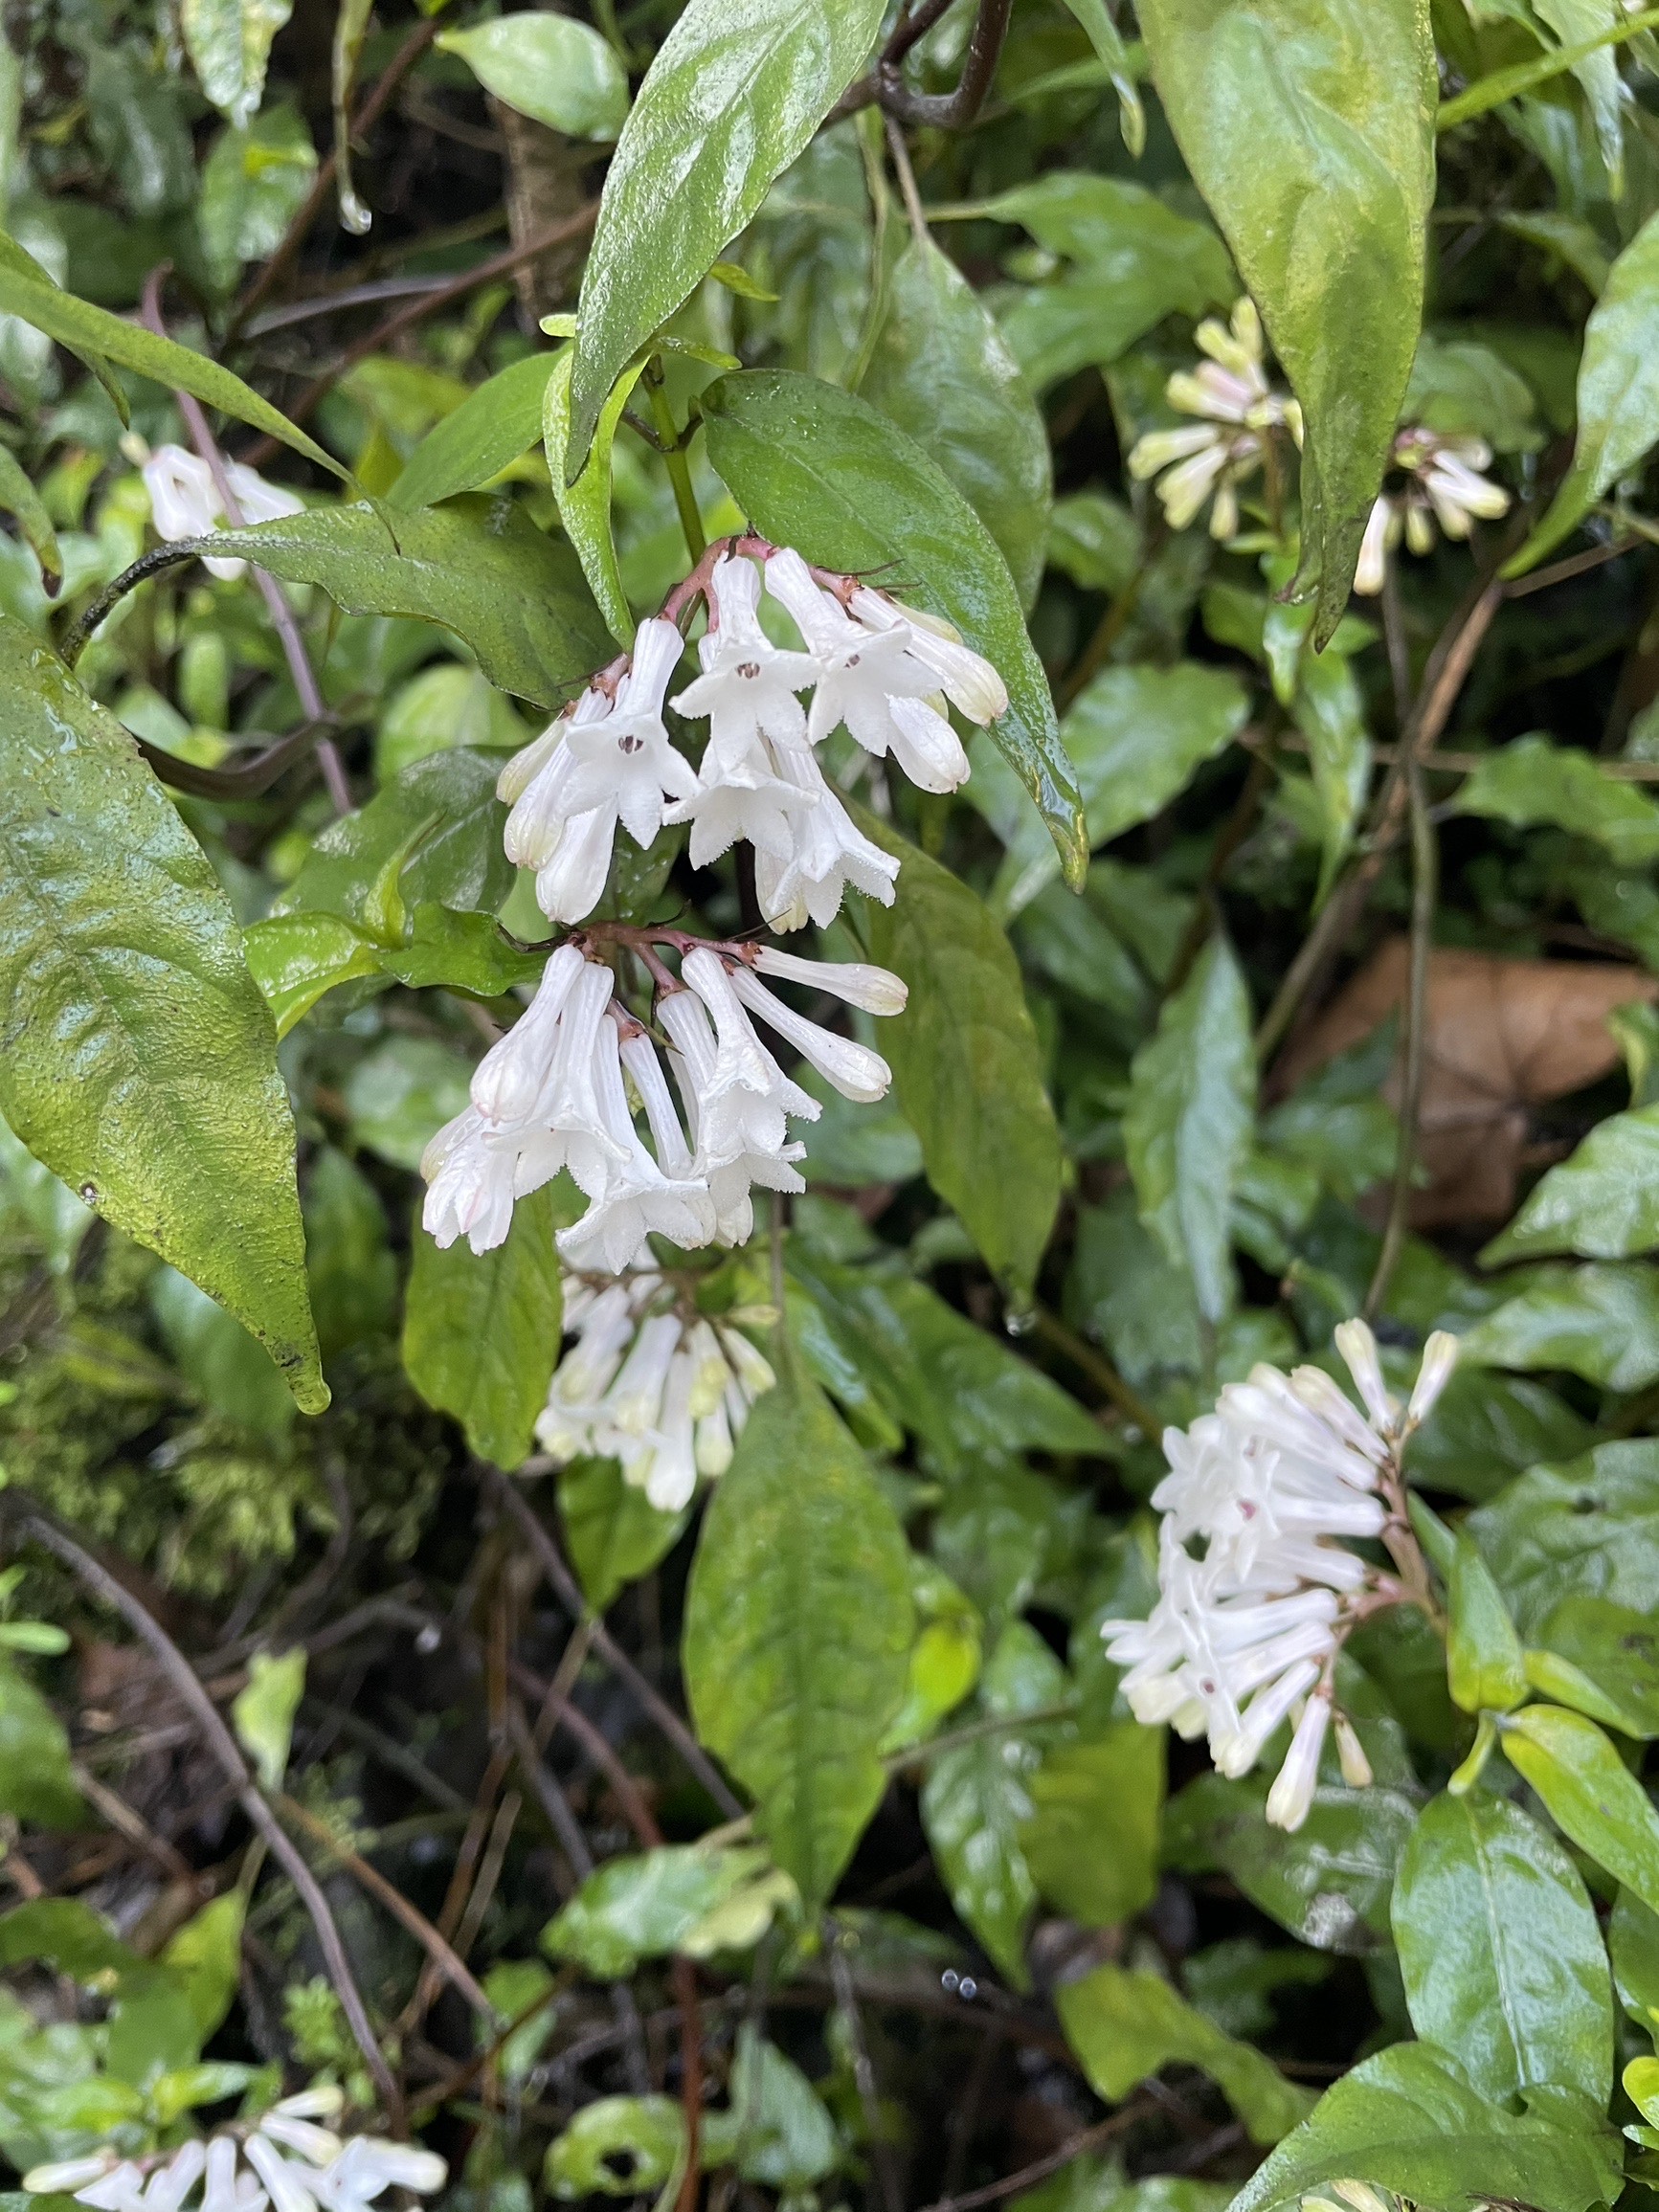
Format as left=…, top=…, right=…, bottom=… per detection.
left=1136, top=0, right=1437, bottom=639
left=1447, top=1533, right=1529, bottom=1714
left=198, top=107, right=317, bottom=292
left=1482, top=1105, right=1659, bottom=1262
left=1124, top=936, right=1255, bottom=1324
left=1468, top=1439, right=1659, bottom=1636
left=1502, top=1703, right=1659, bottom=1915
left=381, top=905, right=547, bottom=998
left=181, top=0, right=294, bottom=127
left=1393, top=1791, right=1614, bottom=2109
left=1438, top=1, right=1659, bottom=129
left=0, top=1660, right=83, bottom=1828
left=546, top=2096, right=686, bottom=2200
left=303, top=1146, right=395, bottom=1361
left=0, top=227, right=124, bottom=422
left=279, top=749, right=516, bottom=929
left=1528, top=1595, right=1659, bottom=1737
left=560, top=1456, right=689, bottom=1612
left=1510, top=211, right=1659, bottom=574
left=343, top=1037, right=474, bottom=1172
left=986, top=661, right=1249, bottom=918
left=389, top=351, right=563, bottom=511
left=860, top=235, right=1052, bottom=612
left=568, top=0, right=886, bottom=468
left=1225, top=2040, right=1622, bottom=2212
left=1020, top=1723, right=1164, bottom=1928
left=1404, top=328, right=1543, bottom=450
left=198, top=501, right=611, bottom=706
left=1453, top=734, right=1659, bottom=864
left=919, top=1620, right=1068, bottom=1988
left=1056, top=1963, right=1314, bottom=2146
left=542, top=1845, right=778, bottom=1978
left=543, top=348, right=646, bottom=647
left=160, top=1893, right=245, bottom=2044
left=1292, top=647, right=1371, bottom=899
left=403, top=1181, right=569, bottom=1470
left=702, top=2026, right=839, bottom=2191
left=702, top=368, right=1086, bottom=887
left=683, top=1353, right=913, bottom=1911
left=857, top=816, right=1064, bottom=1301
left=1168, top=1770, right=1417, bottom=1954
left=0, top=618, right=324, bottom=1410
left=150, top=1264, right=296, bottom=1443
left=0, top=444, right=58, bottom=589
left=1535, top=0, right=1625, bottom=184
left=242, top=911, right=382, bottom=1039
left=1460, top=1262, right=1659, bottom=1391
left=231, top=1647, right=304, bottom=1790
left=0, top=243, right=335, bottom=475
left=1612, top=1884, right=1659, bottom=2039
left=988, top=175, right=1233, bottom=392
left=1056, top=0, right=1146, bottom=152
left=436, top=13, right=629, bottom=141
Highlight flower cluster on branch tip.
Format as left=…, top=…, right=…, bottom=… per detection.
left=420, top=539, right=1008, bottom=1280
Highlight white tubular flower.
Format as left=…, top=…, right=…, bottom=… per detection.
left=671, top=552, right=818, bottom=758
left=558, top=619, right=701, bottom=849
left=470, top=943, right=585, bottom=1126
left=845, top=585, right=1008, bottom=727
left=753, top=945, right=908, bottom=1016
left=25, top=2160, right=120, bottom=2198
left=142, top=444, right=303, bottom=580
left=1265, top=1693, right=1332, bottom=1832
left=537, top=1265, right=775, bottom=1504
left=1353, top=495, right=1394, bottom=596
left=200, top=2139, right=258, bottom=2212
left=728, top=963, right=893, bottom=1104
left=242, top=2139, right=319, bottom=2212
left=71, top=2167, right=151, bottom=2212
left=751, top=739, right=898, bottom=930
left=661, top=975, right=809, bottom=1245
left=555, top=1013, right=715, bottom=1273
left=38, top=2121, right=442, bottom=2212
left=420, top=1106, right=519, bottom=1254
left=1356, top=430, right=1510, bottom=593
left=763, top=548, right=972, bottom=793
left=1104, top=1322, right=1457, bottom=1833
left=1127, top=297, right=1300, bottom=541
left=312, top=2142, right=446, bottom=2212
left=501, top=693, right=608, bottom=870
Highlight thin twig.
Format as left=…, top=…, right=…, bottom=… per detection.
left=913, top=2107, right=1153, bottom=2212
left=828, top=1928, right=903, bottom=2212
left=483, top=1464, right=744, bottom=1818
left=4, top=1498, right=401, bottom=2123
left=72, top=1764, right=203, bottom=1888
left=884, top=115, right=932, bottom=250
left=239, top=203, right=598, bottom=461
left=1363, top=756, right=1437, bottom=1319
left=835, top=0, right=1015, bottom=129
left=274, top=1792, right=497, bottom=2019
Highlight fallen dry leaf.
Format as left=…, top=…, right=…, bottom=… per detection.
left=1274, top=938, right=1659, bottom=1226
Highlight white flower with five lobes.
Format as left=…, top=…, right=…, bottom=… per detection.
left=844, top=587, right=1009, bottom=727
left=552, top=1012, right=715, bottom=1274
left=140, top=443, right=303, bottom=581
left=671, top=551, right=819, bottom=756
left=1352, top=429, right=1511, bottom=595
left=1128, top=298, right=1302, bottom=542
left=656, top=983, right=810, bottom=1248
left=1102, top=1321, right=1458, bottom=1832
left=749, top=737, right=900, bottom=931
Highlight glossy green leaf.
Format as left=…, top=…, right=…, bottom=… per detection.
left=1447, top=1533, right=1528, bottom=1714
left=198, top=106, right=316, bottom=291
left=861, top=235, right=1052, bottom=611
left=1504, top=1704, right=1659, bottom=1912
left=436, top=14, right=629, bottom=141
left=881, top=1558, right=982, bottom=1754
left=0, top=618, right=323, bottom=1410
left=380, top=905, right=546, bottom=998
left=389, top=351, right=563, bottom=511
left=1536, top=0, right=1625, bottom=181
left=1511, top=211, right=1659, bottom=574
left=1020, top=1723, right=1164, bottom=1928
left=920, top=1621, right=1068, bottom=1989
left=1468, top=1439, right=1659, bottom=1636
left=1056, top=0, right=1146, bottom=152
left=1227, top=2040, right=1622, bottom=2212
left=1483, top=1105, right=1659, bottom=1262
left=544, top=348, right=647, bottom=647
left=1454, top=734, right=1659, bottom=864
left=559, top=1456, right=689, bottom=1613
left=683, top=1354, right=912, bottom=1910
left=1056, top=1963, right=1313, bottom=2145
left=403, top=1182, right=569, bottom=1470
left=987, top=660, right=1249, bottom=918
left=1460, top=1262, right=1659, bottom=1391
left=0, top=1660, right=83, bottom=1828
left=1136, top=0, right=1437, bottom=639
left=181, top=0, right=293, bottom=126
left=242, top=912, right=381, bottom=1039
left=1612, top=1884, right=1659, bottom=2039
left=859, top=816, right=1064, bottom=1301
left=0, top=226, right=123, bottom=420
left=1393, top=1791, right=1613, bottom=2109
left=150, top=1264, right=295, bottom=1442
left=541, top=1845, right=778, bottom=1977
left=702, top=2027, right=839, bottom=2190
left=568, top=0, right=886, bottom=468
left=197, top=501, right=610, bottom=706
left=1292, top=647, right=1371, bottom=899
left=278, top=749, right=516, bottom=929
left=303, top=1145, right=394, bottom=1360
left=0, top=444, right=58, bottom=588
left=231, top=1646, right=304, bottom=1790
left=1124, top=936, right=1255, bottom=1323
left=1528, top=1594, right=1659, bottom=1737
left=0, top=242, right=334, bottom=473
left=1168, top=1771, right=1417, bottom=1954
left=703, top=368, right=1086, bottom=886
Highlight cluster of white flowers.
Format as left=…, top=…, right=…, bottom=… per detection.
left=498, top=542, right=1006, bottom=934
left=1128, top=299, right=1303, bottom=542
left=134, top=439, right=304, bottom=582
left=1353, top=427, right=1511, bottom=594
left=535, top=1266, right=777, bottom=1511
left=422, top=937, right=907, bottom=1272
left=1102, top=1321, right=1457, bottom=1833
left=24, top=2090, right=444, bottom=2212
